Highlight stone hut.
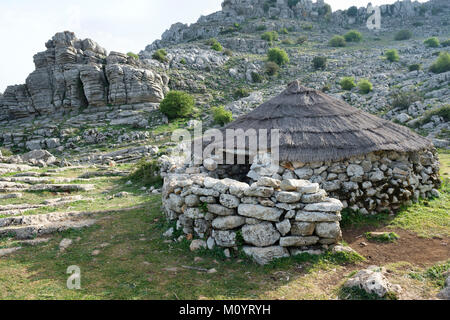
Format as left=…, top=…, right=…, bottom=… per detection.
left=161, top=81, right=440, bottom=264
left=206, top=80, right=441, bottom=215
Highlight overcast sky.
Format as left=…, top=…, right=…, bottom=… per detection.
left=0, top=0, right=427, bottom=92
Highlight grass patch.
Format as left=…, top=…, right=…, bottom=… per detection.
left=365, top=232, right=400, bottom=243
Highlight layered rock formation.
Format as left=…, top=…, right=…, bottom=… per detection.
left=0, top=31, right=169, bottom=121
left=145, top=0, right=448, bottom=51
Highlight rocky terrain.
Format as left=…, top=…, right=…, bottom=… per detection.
left=0, top=0, right=449, bottom=301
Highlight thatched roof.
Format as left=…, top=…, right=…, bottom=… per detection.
left=212, top=80, right=433, bottom=163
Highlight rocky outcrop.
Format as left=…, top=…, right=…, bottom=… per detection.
left=144, top=0, right=449, bottom=50
left=0, top=31, right=169, bottom=120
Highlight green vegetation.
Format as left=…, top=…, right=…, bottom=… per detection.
left=296, top=35, right=308, bottom=45
left=340, top=77, right=356, bottom=90
left=344, top=30, right=363, bottom=43
left=126, top=52, right=139, bottom=60
left=415, top=105, right=450, bottom=127
left=357, top=79, right=373, bottom=94
left=256, top=25, right=267, bottom=31
left=424, top=37, right=440, bottom=48
left=391, top=90, right=422, bottom=109
left=267, top=47, right=289, bottom=66
left=206, top=38, right=223, bottom=52
left=233, top=88, right=251, bottom=99
left=251, top=71, right=263, bottom=83
left=347, top=6, right=358, bottom=17
left=442, top=39, right=450, bottom=47
left=265, top=61, right=280, bottom=76
left=329, top=35, right=346, bottom=47
left=365, top=232, right=400, bottom=243
left=385, top=49, right=400, bottom=62
left=338, top=286, right=398, bottom=300
left=212, top=106, right=233, bottom=126
left=302, top=23, right=313, bottom=30
left=0, top=147, right=12, bottom=157
left=408, top=63, right=422, bottom=71
left=223, top=48, right=233, bottom=57
left=281, top=38, right=294, bottom=45
left=129, top=159, right=163, bottom=188
left=152, top=49, right=168, bottom=63
left=312, top=56, right=327, bottom=70
left=261, top=31, right=279, bottom=43
left=394, top=29, right=412, bottom=41
left=410, top=261, right=450, bottom=288
left=280, top=27, right=289, bottom=35
left=159, top=91, right=195, bottom=120
left=429, top=51, right=450, bottom=74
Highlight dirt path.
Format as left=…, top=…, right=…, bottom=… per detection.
left=343, top=227, right=450, bottom=267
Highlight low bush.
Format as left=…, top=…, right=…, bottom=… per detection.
left=282, top=38, right=294, bottom=45
left=212, top=106, right=233, bottom=126
left=265, top=61, right=280, bottom=76
left=261, top=31, right=279, bottom=42
left=415, top=105, right=450, bottom=126
left=267, top=47, right=289, bottom=65
left=395, top=30, right=412, bottom=41
left=206, top=38, right=223, bottom=52
left=233, top=88, right=251, bottom=99
left=127, top=52, right=139, bottom=60
left=385, top=49, right=400, bottom=62
left=358, top=79, right=373, bottom=94
left=160, top=91, right=195, bottom=119
left=302, top=24, right=313, bottom=30
left=312, top=56, right=327, bottom=70
left=442, top=39, right=450, bottom=47
left=340, top=77, right=356, bottom=90
left=424, top=37, right=440, bottom=48
left=344, top=30, right=363, bottom=43
left=429, top=52, right=450, bottom=74
left=329, top=35, right=346, bottom=47
left=296, top=36, right=308, bottom=45
left=152, top=49, right=168, bottom=63
left=391, top=90, right=422, bottom=109
left=223, top=49, right=233, bottom=57
left=408, top=63, right=422, bottom=71
left=256, top=25, right=267, bottom=31
left=251, top=71, right=263, bottom=83
left=129, top=159, right=163, bottom=187
left=280, top=28, right=289, bottom=34
left=0, top=147, right=12, bottom=157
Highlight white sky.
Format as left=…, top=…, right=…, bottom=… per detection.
left=0, top=0, right=428, bottom=92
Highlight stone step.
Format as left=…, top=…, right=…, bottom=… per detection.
left=0, top=219, right=96, bottom=240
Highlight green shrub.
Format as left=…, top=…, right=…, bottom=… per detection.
left=282, top=38, right=294, bottom=45
left=261, top=31, right=279, bottom=42
left=152, top=49, right=168, bottom=63
left=296, top=36, right=308, bottom=44
left=251, top=72, right=263, bottom=83
left=344, top=30, right=363, bottom=42
left=233, top=88, right=250, bottom=99
left=340, top=77, right=356, bottom=90
left=256, top=25, right=267, bottom=31
left=179, top=58, right=187, bottom=65
left=0, top=147, right=12, bottom=157
left=267, top=47, right=289, bottom=65
left=127, top=52, right=139, bottom=60
left=212, top=106, right=233, bottom=126
left=223, top=49, right=233, bottom=57
left=312, top=56, right=327, bottom=70
left=408, top=63, right=422, bottom=71
left=347, top=6, right=358, bottom=17
left=329, top=35, right=346, bottom=47
left=265, top=61, right=280, bottom=76
left=424, top=37, right=440, bottom=48
left=385, top=49, right=400, bottom=62
left=415, top=105, right=450, bottom=126
left=429, top=52, right=450, bottom=74
left=394, top=29, right=412, bottom=40
left=442, top=39, right=450, bottom=47
left=302, top=24, right=313, bottom=30
left=159, top=91, right=195, bottom=119
left=391, top=90, right=422, bottom=109
left=280, top=28, right=289, bottom=35
left=129, top=159, right=162, bottom=187
left=358, top=79, right=373, bottom=94
left=206, top=38, right=223, bottom=51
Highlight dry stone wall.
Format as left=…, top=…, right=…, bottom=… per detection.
left=162, top=173, right=344, bottom=265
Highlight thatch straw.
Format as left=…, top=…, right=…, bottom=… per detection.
left=206, top=80, right=433, bottom=163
